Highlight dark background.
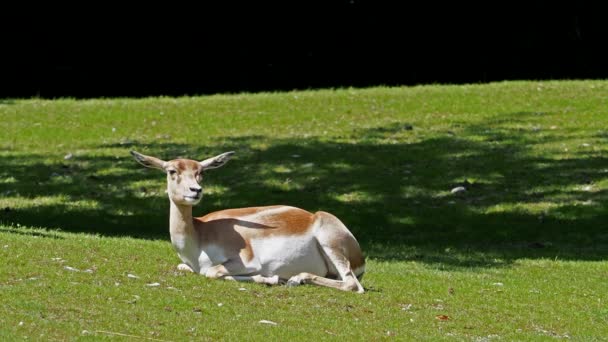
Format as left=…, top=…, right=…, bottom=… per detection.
left=3, top=2, right=607, bottom=98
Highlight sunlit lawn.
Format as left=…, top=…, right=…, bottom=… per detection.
left=1, top=81, right=607, bottom=340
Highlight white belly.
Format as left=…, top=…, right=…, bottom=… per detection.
left=250, top=235, right=328, bottom=279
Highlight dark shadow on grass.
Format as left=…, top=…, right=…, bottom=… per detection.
left=0, top=226, right=65, bottom=239
left=1, top=112, right=607, bottom=268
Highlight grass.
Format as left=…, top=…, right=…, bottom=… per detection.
left=1, top=80, right=607, bottom=340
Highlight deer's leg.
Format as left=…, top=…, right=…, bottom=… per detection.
left=303, top=211, right=365, bottom=293
left=224, top=274, right=280, bottom=285
left=287, top=237, right=365, bottom=293
left=205, top=261, right=279, bottom=285
left=286, top=272, right=363, bottom=293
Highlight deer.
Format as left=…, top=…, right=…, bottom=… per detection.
left=130, top=150, right=366, bottom=293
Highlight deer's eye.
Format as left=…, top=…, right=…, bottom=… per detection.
left=168, top=169, right=177, bottom=176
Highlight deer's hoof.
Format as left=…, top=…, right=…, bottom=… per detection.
left=177, top=263, right=194, bottom=272
left=286, top=275, right=303, bottom=287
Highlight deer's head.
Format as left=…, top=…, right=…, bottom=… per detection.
left=131, top=150, right=234, bottom=206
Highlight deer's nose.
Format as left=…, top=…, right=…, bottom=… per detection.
left=190, top=186, right=202, bottom=194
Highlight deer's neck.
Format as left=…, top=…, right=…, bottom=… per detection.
left=168, top=200, right=204, bottom=273
left=169, top=200, right=195, bottom=237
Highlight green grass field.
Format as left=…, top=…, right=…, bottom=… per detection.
left=1, top=81, right=607, bottom=340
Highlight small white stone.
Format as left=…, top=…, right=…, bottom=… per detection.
left=451, top=186, right=466, bottom=194
left=259, top=320, right=277, bottom=325
left=64, top=266, right=80, bottom=272
left=146, top=282, right=161, bottom=287
left=127, top=273, right=139, bottom=279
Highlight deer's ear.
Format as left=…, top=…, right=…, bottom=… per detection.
left=200, top=151, right=235, bottom=170
left=130, top=151, right=167, bottom=170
